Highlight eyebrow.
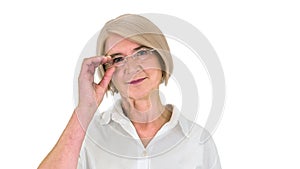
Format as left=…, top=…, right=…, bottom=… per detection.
left=107, top=45, right=149, bottom=58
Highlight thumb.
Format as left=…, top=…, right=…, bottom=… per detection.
left=97, top=67, right=116, bottom=90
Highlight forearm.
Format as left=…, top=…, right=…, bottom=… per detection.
left=38, top=55, right=114, bottom=169
left=38, top=109, right=88, bottom=169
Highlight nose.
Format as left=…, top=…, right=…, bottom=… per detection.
left=124, top=57, right=141, bottom=74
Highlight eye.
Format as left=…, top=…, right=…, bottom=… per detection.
left=112, top=56, right=125, bottom=64
left=135, top=49, right=148, bottom=57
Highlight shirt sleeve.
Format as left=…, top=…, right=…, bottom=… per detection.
left=77, top=147, right=85, bottom=169
left=201, top=134, right=222, bottom=169
left=77, top=139, right=98, bottom=169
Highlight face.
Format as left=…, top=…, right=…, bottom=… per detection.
left=105, top=35, right=163, bottom=100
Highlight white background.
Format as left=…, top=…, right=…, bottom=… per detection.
left=0, top=0, right=299, bottom=169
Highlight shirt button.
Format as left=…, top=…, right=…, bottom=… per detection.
left=143, top=150, right=148, bottom=156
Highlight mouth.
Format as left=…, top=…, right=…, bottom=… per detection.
left=128, top=77, right=147, bottom=85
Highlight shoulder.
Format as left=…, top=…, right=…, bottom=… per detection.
left=178, top=114, right=215, bottom=145
left=90, top=99, right=123, bottom=126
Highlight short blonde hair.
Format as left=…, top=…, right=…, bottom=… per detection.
left=97, top=14, right=173, bottom=94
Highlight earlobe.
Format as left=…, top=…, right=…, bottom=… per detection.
left=160, top=71, right=165, bottom=83
left=160, top=76, right=164, bottom=84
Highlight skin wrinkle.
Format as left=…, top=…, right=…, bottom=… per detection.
left=105, top=34, right=171, bottom=147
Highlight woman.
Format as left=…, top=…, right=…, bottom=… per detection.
left=38, top=14, right=221, bottom=169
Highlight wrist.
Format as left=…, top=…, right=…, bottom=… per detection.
left=74, top=106, right=96, bottom=130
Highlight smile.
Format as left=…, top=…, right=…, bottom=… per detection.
left=128, top=77, right=147, bottom=85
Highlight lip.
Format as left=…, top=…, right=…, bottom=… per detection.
left=128, top=77, right=147, bottom=85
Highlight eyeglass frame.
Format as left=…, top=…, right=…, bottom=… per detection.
left=103, top=47, right=157, bottom=69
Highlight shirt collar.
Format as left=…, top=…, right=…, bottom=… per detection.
left=98, top=99, right=193, bottom=137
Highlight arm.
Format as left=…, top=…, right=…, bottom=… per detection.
left=37, top=110, right=86, bottom=169
left=38, top=56, right=115, bottom=169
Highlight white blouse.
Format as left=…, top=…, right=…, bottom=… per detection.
left=77, top=100, right=221, bottom=169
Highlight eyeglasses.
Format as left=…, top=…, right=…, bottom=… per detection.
left=104, top=48, right=157, bottom=69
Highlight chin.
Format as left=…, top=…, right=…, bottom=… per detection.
left=118, top=81, right=160, bottom=100
left=128, top=91, right=149, bottom=100
left=129, top=87, right=160, bottom=100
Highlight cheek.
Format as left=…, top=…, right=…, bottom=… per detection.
left=111, top=71, right=124, bottom=90
left=146, top=69, right=162, bottom=85
left=140, top=58, right=162, bottom=70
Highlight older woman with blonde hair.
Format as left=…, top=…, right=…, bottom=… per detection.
left=38, top=14, right=221, bottom=169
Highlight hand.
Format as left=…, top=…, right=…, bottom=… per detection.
left=76, top=56, right=115, bottom=117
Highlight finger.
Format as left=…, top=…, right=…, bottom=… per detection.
left=100, top=55, right=112, bottom=65
left=80, top=57, right=101, bottom=74
left=98, top=66, right=115, bottom=89
left=82, top=55, right=111, bottom=69
left=79, top=56, right=107, bottom=82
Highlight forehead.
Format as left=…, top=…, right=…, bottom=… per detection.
left=105, top=34, right=141, bottom=55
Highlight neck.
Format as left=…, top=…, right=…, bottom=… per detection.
left=120, top=90, right=172, bottom=148
left=121, top=90, right=165, bottom=123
